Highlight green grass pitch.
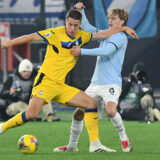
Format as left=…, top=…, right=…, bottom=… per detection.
left=0, top=113, right=160, bottom=160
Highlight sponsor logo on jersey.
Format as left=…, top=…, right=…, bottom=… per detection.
left=39, top=90, right=43, bottom=95
left=44, top=33, right=50, bottom=37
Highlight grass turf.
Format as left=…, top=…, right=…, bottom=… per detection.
left=0, top=114, right=160, bottom=160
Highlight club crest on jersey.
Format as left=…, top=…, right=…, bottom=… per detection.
left=44, top=33, right=50, bottom=37
left=39, top=90, right=43, bottom=95
left=109, top=88, right=115, bottom=95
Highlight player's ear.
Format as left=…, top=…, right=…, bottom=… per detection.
left=121, top=20, right=125, bottom=26
left=65, top=18, right=69, bottom=25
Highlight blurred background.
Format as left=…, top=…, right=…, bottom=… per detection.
left=0, top=0, right=160, bottom=91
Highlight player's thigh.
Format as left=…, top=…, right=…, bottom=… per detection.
left=54, top=83, right=96, bottom=109
left=53, top=83, right=80, bottom=105
left=67, top=91, right=97, bottom=109
left=85, top=84, right=100, bottom=102
left=100, top=84, right=121, bottom=106
left=85, top=84, right=102, bottom=112
left=32, top=72, right=60, bottom=103
left=100, top=85, right=121, bottom=115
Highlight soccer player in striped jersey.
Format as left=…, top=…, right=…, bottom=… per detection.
left=54, top=2, right=138, bottom=153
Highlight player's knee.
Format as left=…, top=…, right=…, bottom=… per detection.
left=105, top=102, right=117, bottom=118
left=74, top=108, right=84, bottom=121
left=106, top=108, right=116, bottom=118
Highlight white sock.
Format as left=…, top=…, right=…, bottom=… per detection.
left=90, top=140, right=102, bottom=148
left=68, top=118, right=83, bottom=149
left=110, top=112, right=128, bottom=141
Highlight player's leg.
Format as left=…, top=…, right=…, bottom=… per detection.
left=0, top=96, right=45, bottom=134
left=54, top=84, right=96, bottom=152
left=85, top=109, right=116, bottom=152
left=66, top=91, right=97, bottom=109
left=67, top=108, right=84, bottom=150
left=84, top=85, right=116, bottom=152
left=56, top=84, right=116, bottom=152
left=54, top=108, right=84, bottom=152
left=104, top=85, right=132, bottom=152
left=66, top=86, right=98, bottom=151
left=0, top=72, right=60, bottom=134
left=85, top=109, right=99, bottom=143
left=106, top=102, right=131, bottom=152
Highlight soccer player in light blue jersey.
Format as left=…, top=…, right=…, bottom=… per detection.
left=54, top=2, right=138, bottom=153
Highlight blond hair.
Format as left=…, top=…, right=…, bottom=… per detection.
left=108, top=8, right=129, bottom=26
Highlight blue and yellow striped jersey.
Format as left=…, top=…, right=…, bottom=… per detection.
left=37, top=26, right=92, bottom=83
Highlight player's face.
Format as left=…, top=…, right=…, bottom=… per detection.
left=108, top=14, right=125, bottom=29
left=20, top=71, right=32, bottom=79
left=65, top=17, right=81, bottom=37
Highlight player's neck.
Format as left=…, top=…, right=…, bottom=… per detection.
left=65, top=27, right=75, bottom=39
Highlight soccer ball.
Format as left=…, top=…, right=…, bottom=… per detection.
left=18, top=135, right=38, bottom=154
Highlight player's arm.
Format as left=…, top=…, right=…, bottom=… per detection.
left=1, top=33, right=43, bottom=48
left=74, top=3, right=99, bottom=33
left=72, top=33, right=126, bottom=56
left=71, top=43, right=116, bottom=57
left=79, top=8, right=138, bottom=40
left=74, top=2, right=138, bottom=40
left=76, top=6, right=98, bottom=33
left=92, top=27, right=138, bottom=40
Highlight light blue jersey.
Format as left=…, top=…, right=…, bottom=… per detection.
left=80, top=10, right=128, bottom=87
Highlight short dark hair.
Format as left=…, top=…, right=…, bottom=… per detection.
left=66, top=9, right=82, bottom=21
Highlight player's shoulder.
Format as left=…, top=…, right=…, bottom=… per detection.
left=45, top=26, right=65, bottom=37
left=78, top=28, right=90, bottom=34
left=110, top=32, right=127, bottom=41
left=76, top=29, right=92, bottom=39
left=78, top=28, right=84, bottom=35
left=112, top=32, right=127, bottom=38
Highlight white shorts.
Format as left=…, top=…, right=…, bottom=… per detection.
left=85, top=84, right=121, bottom=106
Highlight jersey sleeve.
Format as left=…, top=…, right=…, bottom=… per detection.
left=81, top=33, right=127, bottom=56
left=108, top=33, right=127, bottom=49
left=80, top=9, right=101, bottom=33
left=81, top=30, right=92, bottom=45
left=80, top=9, right=102, bottom=44
left=37, top=28, right=56, bottom=45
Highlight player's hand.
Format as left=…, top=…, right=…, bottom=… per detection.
left=71, top=46, right=81, bottom=56
left=122, top=26, right=139, bottom=40
left=74, top=2, right=85, bottom=10
left=1, top=37, right=9, bottom=48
